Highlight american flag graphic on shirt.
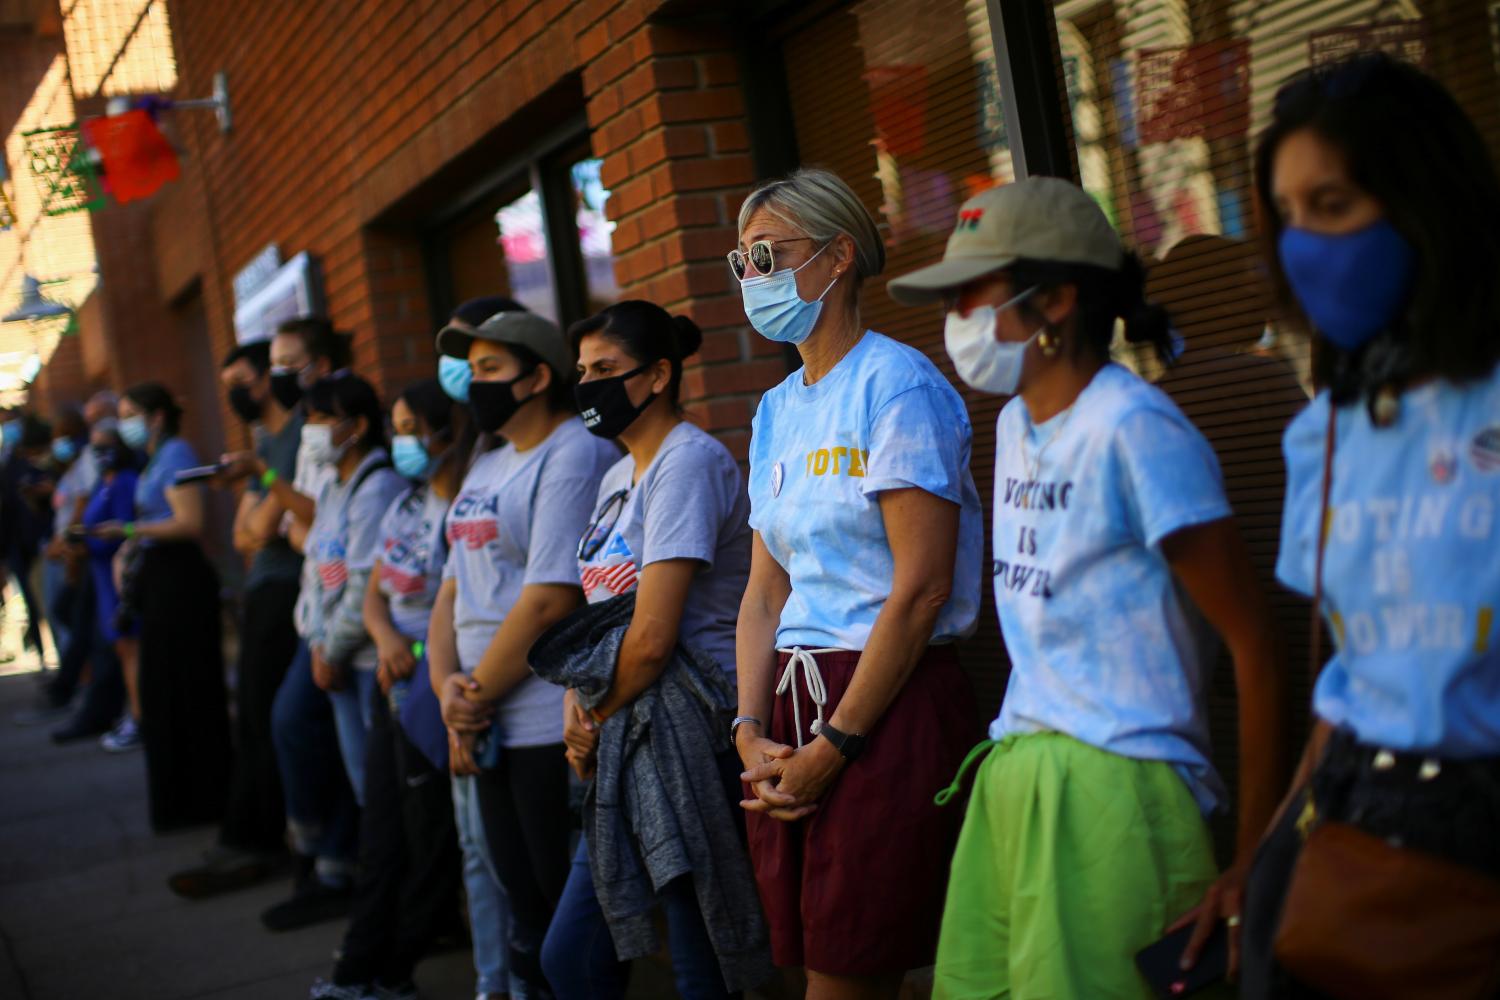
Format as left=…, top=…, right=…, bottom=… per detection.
left=580, top=531, right=639, bottom=601
left=318, top=558, right=348, bottom=591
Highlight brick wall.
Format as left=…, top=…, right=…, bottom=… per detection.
left=80, top=0, right=781, bottom=464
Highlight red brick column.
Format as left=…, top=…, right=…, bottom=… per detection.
left=582, top=15, right=786, bottom=460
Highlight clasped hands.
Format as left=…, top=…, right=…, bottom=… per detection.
left=737, top=729, right=845, bottom=822
left=441, top=672, right=494, bottom=776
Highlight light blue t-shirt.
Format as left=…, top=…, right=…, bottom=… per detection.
left=378, top=484, right=451, bottom=643
left=578, top=420, right=751, bottom=674
left=135, top=436, right=199, bottom=524
left=1277, top=369, right=1500, bottom=758
left=443, top=417, right=620, bottom=747
left=990, top=364, right=1232, bottom=813
left=747, top=330, right=983, bottom=650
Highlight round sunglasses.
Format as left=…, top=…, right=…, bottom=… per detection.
left=726, top=237, right=821, bottom=281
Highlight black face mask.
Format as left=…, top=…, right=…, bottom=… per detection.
left=468, top=372, right=537, bottom=434
left=269, top=372, right=303, bottom=410
left=575, top=364, right=657, bottom=439
left=227, top=385, right=264, bottom=424
left=92, top=446, right=126, bottom=471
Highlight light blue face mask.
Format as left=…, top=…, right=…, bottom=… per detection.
left=391, top=435, right=431, bottom=480
left=51, top=437, right=78, bottom=464
left=438, top=355, right=472, bottom=403
left=119, top=415, right=150, bottom=450
left=738, top=241, right=839, bottom=345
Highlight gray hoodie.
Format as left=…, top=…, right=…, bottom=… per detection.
left=529, top=593, right=773, bottom=993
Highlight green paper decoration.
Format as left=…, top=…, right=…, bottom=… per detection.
left=22, top=125, right=105, bottom=216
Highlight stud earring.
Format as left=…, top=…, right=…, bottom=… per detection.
left=1037, top=326, right=1060, bottom=358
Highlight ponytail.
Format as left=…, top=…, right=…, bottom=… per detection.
left=1008, top=253, right=1178, bottom=367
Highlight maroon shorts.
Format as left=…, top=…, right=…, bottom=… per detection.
left=745, top=645, right=980, bottom=976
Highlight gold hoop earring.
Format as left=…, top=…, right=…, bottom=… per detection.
left=1037, top=326, right=1060, bottom=358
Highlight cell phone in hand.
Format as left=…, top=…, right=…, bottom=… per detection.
left=64, top=525, right=89, bottom=542
left=1135, top=922, right=1228, bottom=998
left=173, top=462, right=228, bottom=485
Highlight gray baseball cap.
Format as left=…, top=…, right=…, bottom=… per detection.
left=436, top=309, right=574, bottom=379
left=888, top=177, right=1124, bottom=306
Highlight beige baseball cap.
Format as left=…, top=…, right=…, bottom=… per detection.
left=436, top=309, right=574, bottom=379
left=888, top=176, right=1124, bottom=306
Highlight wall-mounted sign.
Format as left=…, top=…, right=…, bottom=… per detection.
left=232, top=250, right=323, bottom=344
left=1309, top=20, right=1427, bottom=68
left=232, top=243, right=282, bottom=305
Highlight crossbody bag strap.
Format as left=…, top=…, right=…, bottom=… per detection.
left=1310, top=407, right=1337, bottom=673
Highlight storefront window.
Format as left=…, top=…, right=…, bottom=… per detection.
left=570, top=157, right=620, bottom=314
left=433, top=142, right=620, bottom=328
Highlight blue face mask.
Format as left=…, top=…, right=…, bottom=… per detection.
left=392, top=435, right=431, bottom=480
left=1, top=422, right=18, bottom=446
left=119, top=415, right=150, bottom=450
left=51, top=437, right=78, bottom=464
left=438, top=355, right=472, bottom=402
left=1278, top=219, right=1416, bottom=352
left=739, top=242, right=838, bottom=345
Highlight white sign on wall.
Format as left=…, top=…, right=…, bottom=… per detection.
left=232, top=249, right=323, bottom=344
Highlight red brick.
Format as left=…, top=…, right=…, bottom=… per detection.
left=662, top=226, right=738, bottom=267
left=581, top=35, right=636, bottom=92
left=645, top=88, right=744, bottom=127
left=699, top=52, right=739, bottom=87
left=637, top=194, right=722, bottom=239
left=576, top=21, right=609, bottom=63
left=682, top=295, right=749, bottom=331
left=711, top=120, right=749, bottom=153
left=666, top=155, right=753, bottom=193
left=694, top=327, right=744, bottom=363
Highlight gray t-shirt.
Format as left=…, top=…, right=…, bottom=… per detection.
left=246, top=412, right=305, bottom=590
left=443, top=417, right=619, bottom=747
left=579, top=421, right=750, bottom=674
left=377, top=484, right=450, bottom=642
left=52, top=448, right=99, bottom=536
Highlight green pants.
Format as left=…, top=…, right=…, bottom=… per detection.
left=933, top=732, right=1217, bottom=1000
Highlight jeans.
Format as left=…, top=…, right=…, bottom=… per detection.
left=542, top=837, right=735, bottom=1000
left=44, top=568, right=94, bottom=709
left=271, top=641, right=358, bottom=873
left=328, top=667, right=379, bottom=807
left=452, top=774, right=517, bottom=997
left=42, top=557, right=72, bottom=659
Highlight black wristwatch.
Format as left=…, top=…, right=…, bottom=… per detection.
left=814, top=721, right=866, bottom=762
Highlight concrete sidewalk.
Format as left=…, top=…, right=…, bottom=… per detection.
left=0, top=665, right=475, bottom=1000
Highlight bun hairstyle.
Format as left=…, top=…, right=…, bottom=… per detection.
left=1007, top=252, right=1176, bottom=366
left=123, top=382, right=185, bottom=437
left=568, top=300, right=703, bottom=408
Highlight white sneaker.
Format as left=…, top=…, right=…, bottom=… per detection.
left=308, top=978, right=373, bottom=1000
left=100, top=716, right=142, bottom=753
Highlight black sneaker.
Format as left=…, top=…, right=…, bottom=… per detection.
left=168, top=849, right=278, bottom=900
left=261, top=878, right=353, bottom=932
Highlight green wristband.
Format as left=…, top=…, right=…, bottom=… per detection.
left=411, top=641, right=425, bottom=659
left=123, top=522, right=136, bottom=539
left=260, top=467, right=278, bottom=489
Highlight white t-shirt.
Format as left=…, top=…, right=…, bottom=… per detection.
left=377, top=484, right=451, bottom=643
left=578, top=421, right=750, bottom=674
left=747, top=330, right=984, bottom=649
left=989, top=363, right=1232, bottom=813
left=443, top=417, right=619, bottom=747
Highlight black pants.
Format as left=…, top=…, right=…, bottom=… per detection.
left=137, top=542, right=232, bottom=832
left=64, top=617, right=124, bottom=733
left=334, top=682, right=463, bottom=986
left=476, top=741, right=572, bottom=994
left=44, top=569, right=95, bottom=708
left=1241, top=729, right=1500, bottom=998
left=219, top=578, right=300, bottom=854
left=8, top=546, right=43, bottom=655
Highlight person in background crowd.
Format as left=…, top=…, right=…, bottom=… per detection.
left=886, top=177, right=1286, bottom=997
left=12, top=407, right=96, bottom=724
left=538, top=300, right=768, bottom=999
left=432, top=309, right=618, bottom=997
left=426, top=295, right=529, bottom=1000
left=1241, top=53, right=1500, bottom=996
left=168, top=340, right=309, bottom=899
left=731, top=168, right=984, bottom=1000
left=436, top=297, right=525, bottom=404
left=310, top=379, right=468, bottom=1000
left=55, top=423, right=138, bottom=745
left=1, top=413, right=55, bottom=664
left=301, top=375, right=405, bottom=811
left=92, top=383, right=231, bottom=828
left=263, top=374, right=403, bottom=935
